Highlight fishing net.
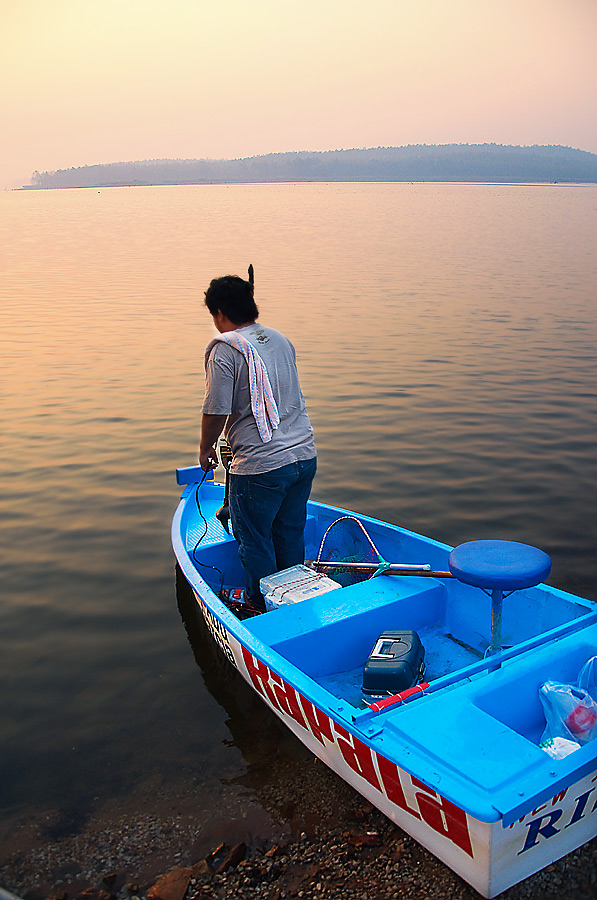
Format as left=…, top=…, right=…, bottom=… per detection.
left=312, top=516, right=387, bottom=586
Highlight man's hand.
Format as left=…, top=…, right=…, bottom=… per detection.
left=199, top=445, right=219, bottom=471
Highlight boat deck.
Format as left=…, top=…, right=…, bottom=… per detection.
left=244, top=566, right=589, bottom=692
left=315, top=625, right=480, bottom=708
left=240, top=565, right=597, bottom=822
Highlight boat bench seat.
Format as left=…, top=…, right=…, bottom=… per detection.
left=247, top=575, right=447, bottom=677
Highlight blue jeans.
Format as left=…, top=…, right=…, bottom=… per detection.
left=229, top=457, right=317, bottom=608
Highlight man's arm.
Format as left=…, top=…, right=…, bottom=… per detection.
left=199, top=413, right=228, bottom=470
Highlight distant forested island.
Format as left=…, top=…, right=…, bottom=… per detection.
left=25, top=144, right=597, bottom=189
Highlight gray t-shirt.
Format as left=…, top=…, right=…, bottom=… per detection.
left=202, top=323, right=316, bottom=475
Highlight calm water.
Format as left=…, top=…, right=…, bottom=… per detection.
left=1, top=183, right=596, bottom=853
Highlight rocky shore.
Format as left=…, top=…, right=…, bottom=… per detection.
left=1, top=778, right=595, bottom=900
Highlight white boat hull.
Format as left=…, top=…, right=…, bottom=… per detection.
left=197, top=591, right=596, bottom=897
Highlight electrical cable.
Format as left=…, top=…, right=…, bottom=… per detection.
left=191, top=468, right=225, bottom=595
left=188, top=449, right=263, bottom=619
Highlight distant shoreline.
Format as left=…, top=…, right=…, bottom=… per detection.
left=23, top=144, right=597, bottom=190
left=18, top=180, right=597, bottom=191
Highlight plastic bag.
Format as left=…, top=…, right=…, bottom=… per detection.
left=539, top=681, right=597, bottom=748
left=578, top=655, right=597, bottom=701
left=538, top=656, right=597, bottom=756
left=539, top=736, right=581, bottom=760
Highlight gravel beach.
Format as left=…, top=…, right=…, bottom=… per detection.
left=1, top=748, right=595, bottom=900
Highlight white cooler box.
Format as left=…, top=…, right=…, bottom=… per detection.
left=260, top=564, right=341, bottom=611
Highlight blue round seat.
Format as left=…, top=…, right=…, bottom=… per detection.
left=448, top=540, right=551, bottom=591
left=448, top=540, right=551, bottom=655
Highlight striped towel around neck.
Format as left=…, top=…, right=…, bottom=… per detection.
left=205, top=331, right=280, bottom=442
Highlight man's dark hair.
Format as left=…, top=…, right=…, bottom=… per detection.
left=204, top=275, right=259, bottom=325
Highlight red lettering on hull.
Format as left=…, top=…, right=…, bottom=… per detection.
left=376, top=754, right=421, bottom=819
left=412, top=777, right=474, bottom=857
left=298, top=695, right=333, bottom=745
left=269, top=671, right=307, bottom=728
left=332, top=723, right=381, bottom=790
left=239, top=645, right=474, bottom=857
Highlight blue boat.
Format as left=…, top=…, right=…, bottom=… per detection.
left=171, top=465, right=597, bottom=897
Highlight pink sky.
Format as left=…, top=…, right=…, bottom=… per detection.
left=2, top=0, right=596, bottom=188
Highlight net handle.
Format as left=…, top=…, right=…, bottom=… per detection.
left=306, top=560, right=453, bottom=578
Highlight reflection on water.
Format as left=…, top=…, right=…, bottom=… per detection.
left=175, top=565, right=368, bottom=847
left=176, top=564, right=274, bottom=758
left=0, top=183, right=596, bottom=856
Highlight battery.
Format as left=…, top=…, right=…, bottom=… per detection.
left=362, top=630, right=425, bottom=699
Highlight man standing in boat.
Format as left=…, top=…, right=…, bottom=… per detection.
left=199, top=271, right=317, bottom=613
